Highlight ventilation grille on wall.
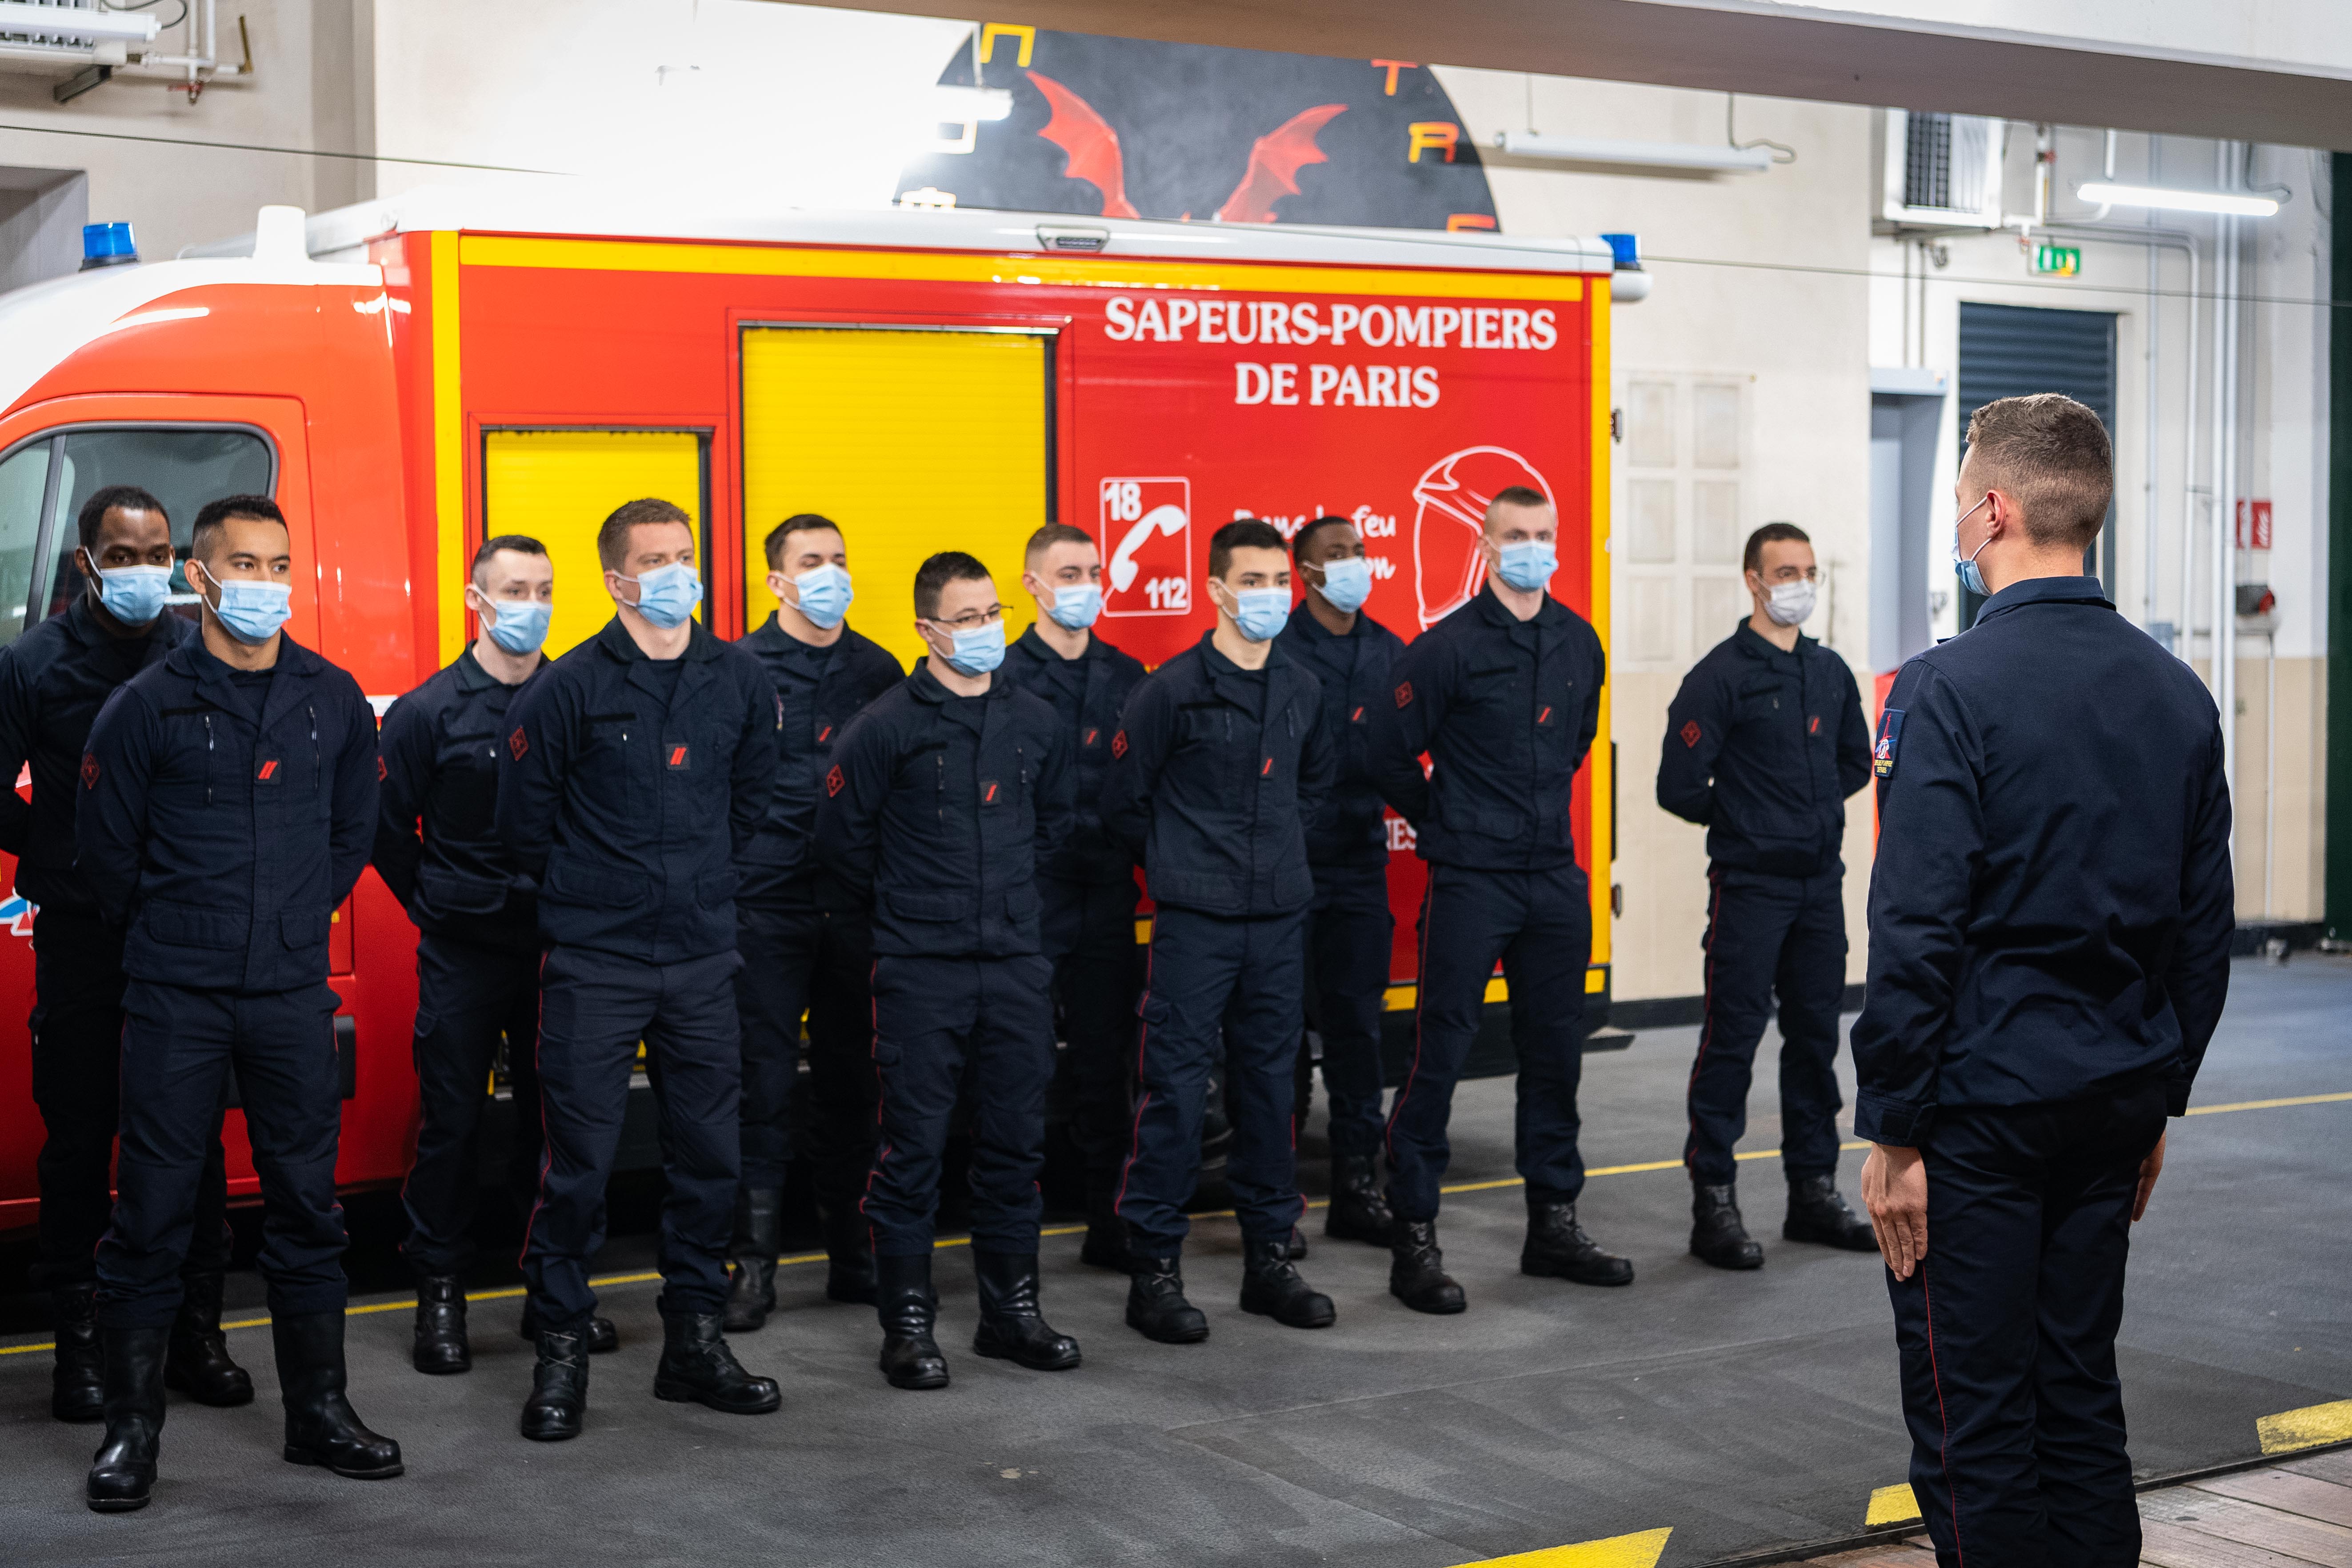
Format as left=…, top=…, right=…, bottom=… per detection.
left=1882, top=110, right=2005, bottom=229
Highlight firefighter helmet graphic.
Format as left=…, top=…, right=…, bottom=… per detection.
left=1411, top=446, right=1555, bottom=628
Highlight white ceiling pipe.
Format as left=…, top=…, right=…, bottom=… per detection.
left=0, top=2, right=159, bottom=42
left=1494, top=130, right=1772, bottom=173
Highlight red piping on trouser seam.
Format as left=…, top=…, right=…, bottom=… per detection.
left=861, top=959, right=887, bottom=1255
left=516, top=948, right=553, bottom=1274
left=1112, top=939, right=1158, bottom=1232
left=1382, top=869, right=1440, bottom=1173
left=1683, top=865, right=1724, bottom=1173
left=1924, top=1266, right=1965, bottom=1564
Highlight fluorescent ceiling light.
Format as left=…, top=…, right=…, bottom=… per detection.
left=0, top=2, right=160, bottom=41
left=1495, top=131, right=1772, bottom=174
left=2076, top=183, right=2277, bottom=217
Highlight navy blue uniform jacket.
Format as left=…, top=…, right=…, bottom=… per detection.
left=1371, top=585, right=1604, bottom=871
left=1849, top=577, right=2234, bottom=1144
left=998, top=625, right=1147, bottom=885
left=373, top=644, right=542, bottom=952
left=1276, top=602, right=1405, bottom=869
left=496, top=617, right=780, bottom=964
left=0, top=597, right=192, bottom=918
left=1656, top=622, right=1871, bottom=876
left=815, top=661, right=1073, bottom=959
left=735, top=614, right=901, bottom=907
left=1099, top=631, right=1334, bottom=918
left=77, top=633, right=379, bottom=993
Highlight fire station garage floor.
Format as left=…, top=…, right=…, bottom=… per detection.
left=4, top=956, right=2348, bottom=1567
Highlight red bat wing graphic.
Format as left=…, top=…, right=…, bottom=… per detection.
left=1214, top=104, right=1348, bottom=224
left=1027, top=72, right=1139, bottom=219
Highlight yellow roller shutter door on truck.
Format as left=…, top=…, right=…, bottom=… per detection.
left=740, top=326, right=1049, bottom=669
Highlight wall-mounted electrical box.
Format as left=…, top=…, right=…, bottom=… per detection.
left=1880, top=111, right=2007, bottom=231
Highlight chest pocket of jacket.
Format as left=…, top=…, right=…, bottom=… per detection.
left=1177, top=703, right=1243, bottom=792
left=156, top=708, right=220, bottom=804
left=1732, top=676, right=1785, bottom=730
left=436, top=728, right=500, bottom=838
left=1462, top=659, right=1522, bottom=717
left=1258, top=706, right=1300, bottom=794
left=583, top=713, right=640, bottom=811
left=253, top=706, right=327, bottom=816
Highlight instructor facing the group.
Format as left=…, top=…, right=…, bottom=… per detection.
left=1853, top=394, right=2233, bottom=1565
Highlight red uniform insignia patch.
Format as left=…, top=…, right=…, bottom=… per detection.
left=1111, top=730, right=1128, bottom=759
left=1350, top=706, right=1364, bottom=724
left=981, top=780, right=1000, bottom=804
left=377, top=756, right=388, bottom=781
left=1680, top=720, right=1702, bottom=749
left=1260, top=757, right=1273, bottom=776
left=1808, top=715, right=1821, bottom=736
left=667, top=745, right=689, bottom=770
left=1536, top=705, right=1554, bottom=726
left=1395, top=681, right=1413, bottom=708
left=825, top=764, right=845, bottom=797
left=817, top=724, right=832, bottom=744
left=1084, top=727, right=1100, bottom=747
left=508, top=727, right=529, bottom=761
left=80, top=753, right=99, bottom=789
left=256, top=760, right=280, bottom=781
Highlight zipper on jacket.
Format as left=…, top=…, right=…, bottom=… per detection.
left=308, top=704, right=320, bottom=793
left=203, top=712, right=215, bottom=805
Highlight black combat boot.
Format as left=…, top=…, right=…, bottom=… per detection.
left=1388, top=1220, right=1468, bottom=1315
left=820, top=1199, right=878, bottom=1306
left=1124, top=1255, right=1209, bottom=1344
left=722, top=1187, right=782, bottom=1332
left=1079, top=1183, right=1132, bottom=1274
left=1690, top=1183, right=1765, bottom=1270
left=653, top=1309, right=782, bottom=1413
left=873, top=1253, right=949, bottom=1390
left=971, top=1250, right=1081, bottom=1371
left=1239, top=1238, right=1336, bottom=1329
left=1523, top=1199, right=1636, bottom=1286
left=519, top=1328, right=588, bottom=1442
left=1325, top=1154, right=1395, bottom=1245
left=165, top=1272, right=254, bottom=1405
left=411, top=1275, right=470, bottom=1375
left=85, top=1326, right=168, bottom=1512
left=517, top=1299, right=616, bottom=1353
left=273, top=1312, right=404, bottom=1479
left=51, top=1282, right=105, bottom=1424
left=1784, top=1174, right=1878, bottom=1252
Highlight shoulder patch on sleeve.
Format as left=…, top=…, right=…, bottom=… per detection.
left=1679, top=719, right=1701, bottom=749
left=825, top=764, right=846, bottom=798
left=1394, top=680, right=1413, bottom=709
left=1872, top=708, right=1904, bottom=779
left=1111, top=728, right=1129, bottom=759
left=377, top=755, right=388, bottom=781
left=80, top=752, right=99, bottom=789
left=508, top=726, right=529, bottom=762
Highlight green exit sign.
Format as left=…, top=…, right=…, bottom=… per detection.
left=2035, top=244, right=2082, bottom=276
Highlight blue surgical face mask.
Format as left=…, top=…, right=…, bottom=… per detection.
left=1045, top=582, right=1102, bottom=631
left=1951, top=494, right=1992, bottom=596
left=480, top=596, right=552, bottom=656
left=626, top=562, right=701, bottom=629
left=1494, top=540, right=1557, bottom=593
left=936, top=619, right=1005, bottom=676
left=1222, top=584, right=1289, bottom=642
left=1314, top=556, right=1372, bottom=615
left=94, top=563, right=171, bottom=626
left=789, top=563, right=852, bottom=630
left=198, top=568, right=291, bottom=644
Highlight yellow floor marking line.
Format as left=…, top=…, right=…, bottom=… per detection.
left=1452, top=1525, right=1671, bottom=1567
left=4, top=1091, right=2338, bottom=1359
left=2258, top=1398, right=2352, bottom=1455
left=1865, top=1482, right=1922, bottom=1525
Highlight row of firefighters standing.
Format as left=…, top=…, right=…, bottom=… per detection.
left=7, top=477, right=1880, bottom=1512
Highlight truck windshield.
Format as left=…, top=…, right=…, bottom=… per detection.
left=0, top=426, right=275, bottom=647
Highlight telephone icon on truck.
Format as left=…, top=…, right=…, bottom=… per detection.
left=1100, top=477, right=1191, bottom=617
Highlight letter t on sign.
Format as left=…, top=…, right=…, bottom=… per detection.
left=1372, top=60, right=1416, bottom=96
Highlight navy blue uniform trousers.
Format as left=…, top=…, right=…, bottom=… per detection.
left=1387, top=863, right=1589, bottom=1222
left=1684, top=866, right=1847, bottom=1184
left=1040, top=875, right=1141, bottom=1187
left=31, top=910, right=231, bottom=1289
left=1303, top=863, right=1392, bottom=1159
left=97, top=981, right=347, bottom=1329
left=1889, top=1081, right=2167, bottom=1567
left=863, top=953, right=1055, bottom=1256
left=1118, top=906, right=1306, bottom=1256
left=400, top=934, right=542, bottom=1277
left=525, top=946, right=741, bottom=1329
left=733, top=899, right=879, bottom=1200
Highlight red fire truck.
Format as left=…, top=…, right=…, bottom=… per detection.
left=0, top=193, right=1621, bottom=1225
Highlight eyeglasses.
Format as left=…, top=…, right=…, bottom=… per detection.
left=925, top=604, right=1007, bottom=632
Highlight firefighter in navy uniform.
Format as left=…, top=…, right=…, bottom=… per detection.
left=1656, top=522, right=1876, bottom=1270
left=1855, top=396, right=2233, bottom=1566
left=818, top=552, right=1080, bottom=1390
left=1370, top=484, right=1622, bottom=1316
left=1001, top=522, right=1148, bottom=1271
left=1275, top=516, right=1404, bottom=1247
left=77, top=495, right=396, bottom=1511
left=376, top=534, right=617, bottom=1369
left=0, top=486, right=250, bottom=1428
left=496, top=498, right=782, bottom=1442
left=724, top=514, right=901, bottom=1330
left=1100, top=520, right=1338, bottom=1343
